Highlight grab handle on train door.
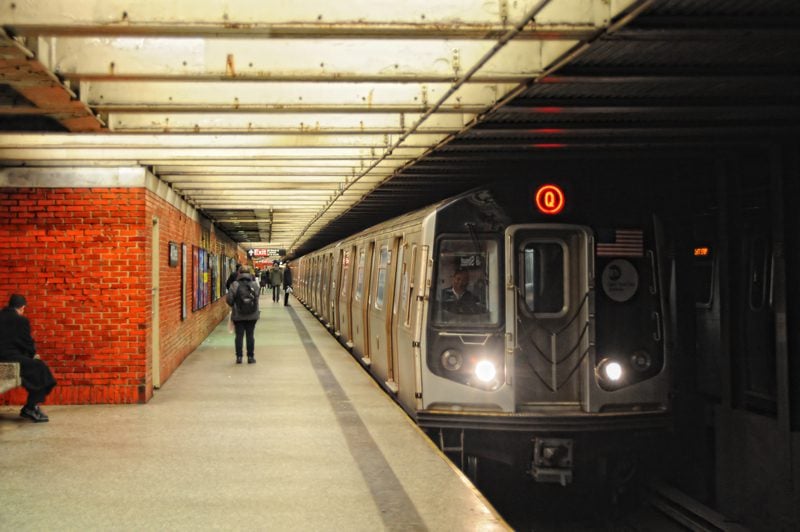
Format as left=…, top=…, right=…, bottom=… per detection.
left=647, top=250, right=657, bottom=295
left=651, top=311, right=662, bottom=342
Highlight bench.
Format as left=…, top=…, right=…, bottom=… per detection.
left=0, top=362, right=22, bottom=394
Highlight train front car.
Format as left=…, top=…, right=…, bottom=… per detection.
left=419, top=187, right=671, bottom=487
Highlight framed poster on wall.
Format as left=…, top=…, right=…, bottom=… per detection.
left=181, top=243, right=187, bottom=320
left=192, top=246, right=200, bottom=311
left=198, top=248, right=208, bottom=309
left=210, top=253, right=219, bottom=301
left=203, top=249, right=210, bottom=307
left=168, top=241, right=179, bottom=267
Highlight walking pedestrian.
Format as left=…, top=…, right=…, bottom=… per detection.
left=269, top=261, right=283, bottom=303
left=283, top=261, right=293, bottom=306
left=225, top=266, right=260, bottom=364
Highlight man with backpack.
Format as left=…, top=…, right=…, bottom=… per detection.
left=225, top=265, right=260, bottom=364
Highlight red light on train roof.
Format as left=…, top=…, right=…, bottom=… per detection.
left=532, top=143, right=567, bottom=149
left=534, top=184, right=565, bottom=215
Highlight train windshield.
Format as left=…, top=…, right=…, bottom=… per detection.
left=433, top=237, right=500, bottom=326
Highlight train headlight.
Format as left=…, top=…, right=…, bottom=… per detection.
left=440, top=349, right=463, bottom=371
left=597, top=358, right=624, bottom=384
left=630, top=350, right=652, bottom=372
left=475, top=360, right=497, bottom=382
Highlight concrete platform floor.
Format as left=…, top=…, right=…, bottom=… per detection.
left=0, top=295, right=508, bottom=531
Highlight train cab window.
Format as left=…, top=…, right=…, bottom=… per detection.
left=522, top=242, right=565, bottom=315
left=375, top=245, right=390, bottom=309
left=433, top=238, right=500, bottom=326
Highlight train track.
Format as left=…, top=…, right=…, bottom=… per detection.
left=498, top=479, right=750, bottom=531
left=642, top=481, right=750, bottom=532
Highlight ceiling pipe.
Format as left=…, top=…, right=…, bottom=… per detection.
left=289, top=0, right=557, bottom=253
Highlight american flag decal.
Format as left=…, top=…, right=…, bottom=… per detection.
left=596, top=229, right=644, bottom=257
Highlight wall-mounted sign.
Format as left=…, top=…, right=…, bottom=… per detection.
left=249, top=248, right=283, bottom=258
left=168, top=241, right=179, bottom=267
left=534, top=184, right=565, bottom=215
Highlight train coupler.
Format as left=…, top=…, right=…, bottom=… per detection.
left=530, top=437, right=573, bottom=486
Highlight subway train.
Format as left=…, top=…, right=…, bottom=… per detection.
left=295, top=181, right=672, bottom=487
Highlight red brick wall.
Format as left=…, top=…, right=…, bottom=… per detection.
left=145, top=190, right=241, bottom=397
left=0, top=186, right=244, bottom=405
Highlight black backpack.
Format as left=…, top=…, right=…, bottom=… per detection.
left=235, top=281, right=258, bottom=314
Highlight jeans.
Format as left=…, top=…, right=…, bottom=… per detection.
left=272, top=285, right=281, bottom=301
left=233, top=320, right=257, bottom=358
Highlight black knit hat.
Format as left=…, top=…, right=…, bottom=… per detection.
left=8, top=294, right=27, bottom=308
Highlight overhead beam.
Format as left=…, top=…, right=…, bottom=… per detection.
left=106, top=111, right=475, bottom=134
left=1, top=0, right=604, bottom=38
left=0, top=132, right=450, bottom=148
left=40, top=37, right=571, bottom=83
left=80, top=81, right=517, bottom=113
left=154, top=166, right=396, bottom=176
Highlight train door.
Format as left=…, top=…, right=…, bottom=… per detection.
left=332, top=248, right=342, bottom=335
left=321, top=253, right=330, bottom=324
left=339, top=246, right=354, bottom=347
left=398, top=243, right=422, bottom=410
left=367, top=237, right=401, bottom=389
left=351, top=242, right=374, bottom=361
left=712, top=172, right=792, bottom=526
left=326, top=252, right=334, bottom=324
left=505, top=225, right=592, bottom=409
left=315, top=257, right=323, bottom=313
left=733, top=194, right=777, bottom=416
left=387, top=238, right=405, bottom=390
left=368, top=240, right=390, bottom=379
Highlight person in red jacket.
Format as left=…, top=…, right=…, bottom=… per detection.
left=0, top=294, right=56, bottom=422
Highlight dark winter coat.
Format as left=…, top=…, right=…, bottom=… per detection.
left=225, top=270, right=239, bottom=290
left=0, top=306, right=57, bottom=394
left=282, top=266, right=293, bottom=288
left=226, top=272, right=261, bottom=321
left=269, top=266, right=283, bottom=286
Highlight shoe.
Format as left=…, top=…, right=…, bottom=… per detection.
left=20, top=405, right=49, bottom=423
left=236, top=356, right=243, bottom=364
left=247, top=357, right=256, bottom=364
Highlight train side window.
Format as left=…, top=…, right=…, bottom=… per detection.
left=393, top=243, right=406, bottom=319
left=341, top=249, right=351, bottom=298
left=405, top=245, right=417, bottom=327
left=375, top=245, right=389, bottom=309
left=522, top=242, right=565, bottom=315
left=355, top=249, right=366, bottom=302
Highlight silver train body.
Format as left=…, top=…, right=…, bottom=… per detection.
left=296, top=188, right=670, bottom=484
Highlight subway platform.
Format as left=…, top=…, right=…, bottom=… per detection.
left=0, top=294, right=508, bottom=531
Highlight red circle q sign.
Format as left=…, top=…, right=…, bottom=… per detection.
left=534, top=184, right=565, bottom=215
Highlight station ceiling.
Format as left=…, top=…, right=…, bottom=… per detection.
left=1, top=0, right=798, bottom=257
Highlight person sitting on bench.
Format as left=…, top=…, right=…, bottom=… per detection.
left=0, top=294, right=56, bottom=422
